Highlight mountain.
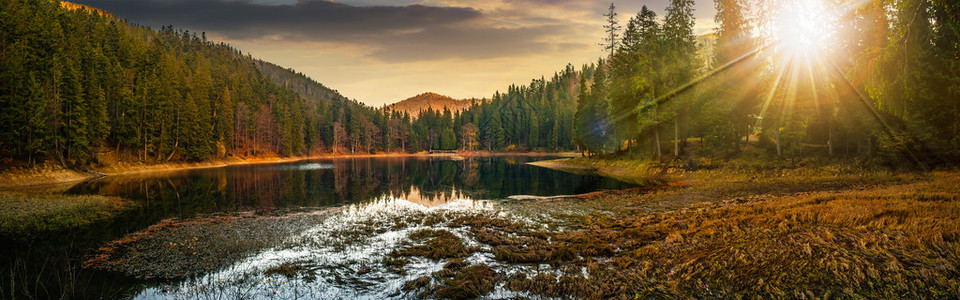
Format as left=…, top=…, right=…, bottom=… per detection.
left=0, top=0, right=581, bottom=168
left=386, top=92, right=485, bottom=118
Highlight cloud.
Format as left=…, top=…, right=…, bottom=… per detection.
left=75, top=0, right=579, bottom=62
left=79, top=0, right=479, bottom=38
left=368, top=24, right=580, bottom=62
left=75, top=0, right=717, bottom=105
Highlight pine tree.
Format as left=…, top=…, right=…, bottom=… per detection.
left=489, top=108, right=505, bottom=150
left=601, top=3, right=622, bottom=58
left=60, top=61, right=90, bottom=166
left=663, top=0, right=699, bottom=158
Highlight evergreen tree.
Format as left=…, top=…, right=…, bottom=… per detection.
left=601, top=3, right=622, bottom=58
left=60, top=61, right=90, bottom=165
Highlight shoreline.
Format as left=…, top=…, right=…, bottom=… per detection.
left=527, top=157, right=667, bottom=186
left=0, top=151, right=578, bottom=188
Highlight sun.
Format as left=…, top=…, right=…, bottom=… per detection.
left=773, top=0, right=837, bottom=59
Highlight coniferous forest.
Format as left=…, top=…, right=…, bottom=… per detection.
left=2, top=0, right=957, bottom=170
left=0, top=0, right=586, bottom=170
left=572, top=0, right=958, bottom=168
left=2, top=0, right=960, bottom=298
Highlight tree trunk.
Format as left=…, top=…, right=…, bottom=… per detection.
left=828, top=122, right=834, bottom=157
left=775, top=128, right=782, bottom=158
left=674, top=119, right=679, bottom=158
left=654, top=125, right=661, bottom=162
left=165, top=141, right=179, bottom=161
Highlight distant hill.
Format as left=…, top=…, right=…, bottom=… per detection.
left=386, top=92, right=486, bottom=118
left=59, top=1, right=116, bottom=19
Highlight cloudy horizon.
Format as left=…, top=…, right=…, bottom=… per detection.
left=76, top=0, right=717, bottom=106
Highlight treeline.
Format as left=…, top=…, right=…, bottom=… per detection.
left=3, top=0, right=954, bottom=169
left=571, top=0, right=959, bottom=167
left=0, top=0, right=587, bottom=169
left=414, top=64, right=583, bottom=152
left=0, top=0, right=329, bottom=166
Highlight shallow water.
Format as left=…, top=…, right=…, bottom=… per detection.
left=1, top=156, right=635, bottom=299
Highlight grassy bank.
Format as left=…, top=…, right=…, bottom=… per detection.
left=529, top=156, right=663, bottom=186
left=403, top=157, right=960, bottom=298
left=0, top=192, right=128, bottom=238
left=0, top=164, right=94, bottom=188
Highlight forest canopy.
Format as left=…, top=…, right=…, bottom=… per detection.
left=570, top=0, right=959, bottom=169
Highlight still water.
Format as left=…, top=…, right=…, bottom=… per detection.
left=2, top=156, right=635, bottom=299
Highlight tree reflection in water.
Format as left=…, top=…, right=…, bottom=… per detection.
left=2, top=156, right=635, bottom=299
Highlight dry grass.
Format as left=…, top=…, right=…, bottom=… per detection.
left=530, top=156, right=665, bottom=186
left=568, top=172, right=960, bottom=298
left=0, top=192, right=127, bottom=238
left=0, top=163, right=92, bottom=187
left=471, top=159, right=960, bottom=298
left=391, top=229, right=477, bottom=260
left=265, top=262, right=302, bottom=278
left=404, top=262, right=498, bottom=299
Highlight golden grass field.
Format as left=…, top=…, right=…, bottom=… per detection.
left=416, top=158, right=960, bottom=298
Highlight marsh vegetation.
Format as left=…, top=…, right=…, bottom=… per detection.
left=4, top=155, right=956, bottom=299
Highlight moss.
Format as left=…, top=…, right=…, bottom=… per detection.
left=0, top=192, right=127, bottom=238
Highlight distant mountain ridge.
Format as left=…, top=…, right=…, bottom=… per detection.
left=386, top=92, right=486, bottom=118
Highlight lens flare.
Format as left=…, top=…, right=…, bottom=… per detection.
left=774, top=0, right=837, bottom=59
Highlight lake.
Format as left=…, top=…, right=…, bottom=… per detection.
left=1, top=156, right=637, bottom=299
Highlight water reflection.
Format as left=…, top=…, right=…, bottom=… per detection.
left=68, top=156, right=635, bottom=218
left=394, top=186, right=471, bottom=207
left=3, top=156, right=636, bottom=299
left=131, top=196, right=502, bottom=299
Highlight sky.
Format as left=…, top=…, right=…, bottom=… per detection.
left=77, top=0, right=718, bottom=107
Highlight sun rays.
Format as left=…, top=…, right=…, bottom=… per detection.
left=753, top=0, right=845, bottom=138
left=773, top=0, right=838, bottom=60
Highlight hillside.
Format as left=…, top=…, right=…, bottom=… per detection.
left=0, top=0, right=583, bottom=170
left=0, top=0, right=380, bottom=168
left=252, top=60, right=353, bottom=104
left=386, top=93, right=485, bottom=118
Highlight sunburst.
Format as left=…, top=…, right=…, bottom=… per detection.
left=773, top=0, right=838, bottom=60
